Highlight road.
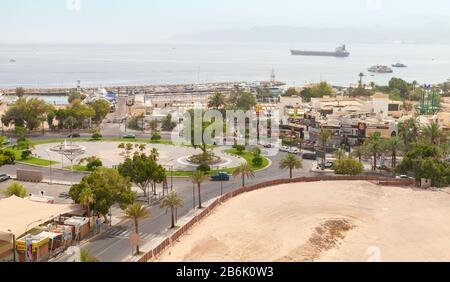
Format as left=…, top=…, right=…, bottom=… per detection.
left=41, top=151, right=316, bottom=262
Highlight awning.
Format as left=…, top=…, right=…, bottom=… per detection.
left=0, top=196, right=82, bottom=237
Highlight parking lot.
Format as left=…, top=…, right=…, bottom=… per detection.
left=0, top=180, right=72, bottom=204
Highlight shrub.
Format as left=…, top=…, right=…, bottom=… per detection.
left=2, top=183, right=28, bottom=198
left=252, top=156, right=264, bottom=167
left=333, top=159, right=364, bottom=176
left=86, top=159, right=103, bottom=171
left=151, top=132, right=162, bottom=141
left=91, top=133, right=103, bottom=140
left=235, top=145, right=245, bottom=154
left=21, top=150, right=33, bottom=160
left=197, top=164, right=211, bottom=173
left=251, top=146, right=262, bottom=157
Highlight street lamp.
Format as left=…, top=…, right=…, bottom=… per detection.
left=45, top=151, right=53, bottom=185
left=7, top=229, right=16, bottom=263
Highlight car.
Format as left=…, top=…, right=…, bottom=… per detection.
left=302, top=153, right=317, bottom=160
left=58, top=192, right=70, bottom=198
left=123, top=134, right=136, bottom=139
left=396, top=175, right=413, bottom=179
left=68, top=133, right=81, bottom=138
left=263, top=144, right=273, bottom=149
left=280, top=146, right=290, bottom=152
left=2, top=139, right=11, bottom=146
left=210, top=172, right=230, bottom=181
left=319, top=161, right=334, bottom=169
left=0, top=174, right=11, bottom=182
left=289, top=147, right=301, bottom=154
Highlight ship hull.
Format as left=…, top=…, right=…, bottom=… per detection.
left=290, top=50, right=349, bottom=57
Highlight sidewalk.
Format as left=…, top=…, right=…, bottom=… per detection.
left=122, top=197, right=221, bottom=262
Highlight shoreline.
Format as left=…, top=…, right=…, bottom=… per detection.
left=0, top=80, right=286, bottom=95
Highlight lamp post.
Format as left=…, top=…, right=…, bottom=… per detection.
left=45, top=151, right=53, bottom=185
left=7, top=229, right=16, bottom=262
left=192, top=182, right=195, bottom=209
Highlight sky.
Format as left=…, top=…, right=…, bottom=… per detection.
left=0, top=0, right=449, bottom=43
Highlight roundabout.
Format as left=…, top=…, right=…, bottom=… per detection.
left=33, top=141, right=247, bottom=171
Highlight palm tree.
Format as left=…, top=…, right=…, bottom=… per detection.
left=366, top=132, right=383, bottom=171
left=208, top=93, right=226, bottom=109
left=147, top=119, right=158, bottom=133
left=319, top=129, right=332, bottom=150
left=279, top=154, right=303, bottom=179
left=421, top=122, right=445, bottom=146
left=190, top=170, right=208, bottom=209
left=80, top=249, right=99, bottom=262
left=334, top=148, right=346, bottom=162
left=358, top=72, right=364, bottom=88
left=79, top=188, right=95, bottom=218
left=149, top=148, right=159, bottom=161
left=233, top=163, right=255, bottom=187
left=351, top=146, right=366, bottom=163
left=399, top=118, right=419, bottom=145
left=160, top=192, right=183, bottom=228
left=385, top=136, right=404, bottom=168
left=125, top=203, right=149, bottom=255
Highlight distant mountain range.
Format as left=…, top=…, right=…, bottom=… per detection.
left=174, top=25, right=450, bottom=44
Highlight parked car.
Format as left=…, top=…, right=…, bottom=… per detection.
left=68, top=133, right=81, bottom=138
left=58, top=192, right=70, bottom=198
left=289, top=147, right=301, bottom=155
left=280, top=146, right=290, bottom=152
left=302, top=153, right=317, bottom=160
left=263, top=144, right=273, bottom=149
left=123, top=134, right=136, bottom=139
left=210, top=172, right=230, bottom=181
left=0, top=174, right=11, bottom=182
left=319, top=161, right=334, bottom=169
left=396, top=175, right=413, bottom=179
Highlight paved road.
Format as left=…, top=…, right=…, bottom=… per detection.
left=50, top=152, right=316, bottom=262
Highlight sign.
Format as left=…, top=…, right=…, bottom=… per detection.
left=129, top=233, right=140, bottom=247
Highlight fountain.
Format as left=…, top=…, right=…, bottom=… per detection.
left=49, top=140, right=86, bottom=184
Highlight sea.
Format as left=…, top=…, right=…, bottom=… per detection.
left=0, top=42, right=449, bottom=89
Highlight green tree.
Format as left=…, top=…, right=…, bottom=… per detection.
left=15, top=87, right=25, bottom=98
left=160, top=192, right=183, bottom=229
left=398, top=118, right=419, bottom=146
left=388, top=77, right=411, bottom=99
left=319, top=129, right=332, bottom=149
left=351, top=146, right=366, bottom=163
left=118, top=153, right=161, bottom=197
left=311, top=82, right=333, bottom=98
left=161, top=114, right=177, bottom=132
left=1, top=182, right=28, bottom=198
left=68, top=91, right=83, bottom=104
left=147, top=119, right=158, bottom=133
left=90, top=99, right=111, bottom=123
left=233, top=163, right=255, bottom=187
left=334, top=149, right=346, bottom=162
left=79, top=188, right=95, bottom=218
left=283, top=88, right=299, bottom=97
left=396, top=143, right=449, bottom=187
left=365, top=132, right=384, bottom=171
left=1, top=97, right=50, bottom=131
left=300, top=88, right=313, bottom=102
left=421, top=122, right=446, bottom=146
left=69, top=168, right=135, bottom=222
left=190, top=170, right=208, bottom=209
left=208, top=93, right=227, bottom=109
left=80, top=249, right=99, bottom=262
left=228, top=91, right=257, bottom=111
left=385, top=137, right=404, bottom=168
left=334, top=159, right=364, bottom=175
left=279, top=154, right=303, bottom=179
left=125, top=203, right=149, bottom=255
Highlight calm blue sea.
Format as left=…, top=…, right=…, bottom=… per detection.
left=0, top=42, right=449, bottom=88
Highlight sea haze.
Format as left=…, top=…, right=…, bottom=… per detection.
left=0, top=42, right=449, bottom=88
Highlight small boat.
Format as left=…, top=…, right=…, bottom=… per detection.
left=392, top=63, right=407, bottom=68
left=368, top=65, right=393, bottom=74
left=9, top=59, right=16, bottom=63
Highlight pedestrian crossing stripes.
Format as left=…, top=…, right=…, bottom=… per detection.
left=105, top=227, right=156, bottom=240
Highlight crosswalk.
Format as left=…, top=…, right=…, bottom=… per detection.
left=104, top=227, right=156, bottom=241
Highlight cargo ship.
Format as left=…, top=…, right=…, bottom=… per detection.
left=290, top=45, right=350, bottom=57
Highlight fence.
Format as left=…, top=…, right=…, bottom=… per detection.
left=138, top=176, right=414, bottom=262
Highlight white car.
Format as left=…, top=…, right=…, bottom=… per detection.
left=280, top=146, right=290, bottom=152
left=289, top=147, right=301, bottom=155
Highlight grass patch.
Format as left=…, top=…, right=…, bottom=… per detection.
left=5, top=148, right=58, bottom=167
left=64, top=165, right=91, bottom=172
left=224, top=149, right=269, bottom=171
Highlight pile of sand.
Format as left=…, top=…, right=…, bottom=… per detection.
left=157, top=181, right=450, bottom=262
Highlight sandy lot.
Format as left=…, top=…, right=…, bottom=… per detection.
left=157, top=181, right=450, bottom=262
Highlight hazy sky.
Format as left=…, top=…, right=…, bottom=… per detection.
left=1, top=0, right=449, bottom=43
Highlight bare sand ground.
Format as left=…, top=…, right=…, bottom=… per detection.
left=157, top=181, right=450, bottom=262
